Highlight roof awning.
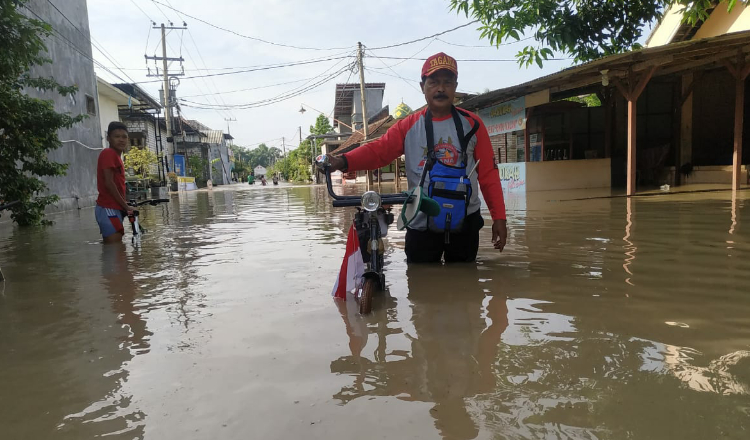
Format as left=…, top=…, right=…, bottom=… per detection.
left=461, top=30, right=750, bottom=110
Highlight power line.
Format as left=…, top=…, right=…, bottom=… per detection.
left=179, top=77, right=316, bottom=98
left=85, top=52, right=354, bottom=72
left=435, top=36, right=533, bottom=47
left=148, top=0, right=172, bottom=22
left=161, top=0, right=234, bottom=119
left=23, top=5, right=130, bottom=84
left=329, top=62, right=356, bottom=120
left=365, top=52, right=421, bottom=93
left=369, top=55, right=571, bottom=62
left=131, top=55, right=355, bottom=84
left=368, top=21, right=479, bottom=50
left=149, top=0, right=352, bottom=51
left=180, top=63, right=352, bottom=110
left=43, top=0, right=138, bottom=84
left=181, top=63, right=351, bottom=109
left=129, top=0, right=155, bottom=22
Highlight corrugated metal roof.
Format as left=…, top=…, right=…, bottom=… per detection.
left=460, top=29, right=750, bottom=110
left=204, top=130, right=224, bottom=145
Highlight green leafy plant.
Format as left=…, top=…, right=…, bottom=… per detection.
left=0, top=0, right=85, bottom=225
left=449, top=0, right=747, bottom=67
left=123, top=147, right=158, bottom=178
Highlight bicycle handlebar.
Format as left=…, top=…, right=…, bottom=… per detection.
left=129, top=198, right=170, bottom=207
left=317, top=155, right=409, bottom=207
left=0, top=200, right=20, bottom=211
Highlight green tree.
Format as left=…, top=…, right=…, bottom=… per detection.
left=566, top=94, right=602, bottom=107
left=0, top=0, right=85, bottom=225
left=123, top=147, right=158, bottom=178
left=311, top=114, right=333, bottom=137
left=449, top=0, right=747, bottom=67
left=188, top=155, right=208, bottom=181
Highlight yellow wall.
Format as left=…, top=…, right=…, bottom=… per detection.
left=525, top=158, right=611, bottom=191
left=694, top=3, right=750, bottom=39
left=647, top=3, right=749, bottom=47
left=647, top=5, right=685, bottom=47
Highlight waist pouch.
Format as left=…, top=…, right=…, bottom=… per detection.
left=427, top=161, right=471, bottom=233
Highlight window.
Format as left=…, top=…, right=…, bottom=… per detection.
left=86, top=95, right=96, bottom=116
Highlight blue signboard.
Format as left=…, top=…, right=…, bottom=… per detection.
left=174, top=154, right=186, bottom=176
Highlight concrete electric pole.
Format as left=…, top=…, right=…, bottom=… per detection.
left=146, top=23, right=186, bottom=177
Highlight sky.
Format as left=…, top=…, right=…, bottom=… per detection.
left=85, top=0, right=593, bottom=151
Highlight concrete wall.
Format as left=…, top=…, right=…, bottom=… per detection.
left=352, top=88, right=385, bottom=126
left=525, top=159, right=611, bottom=192
left=23, top=0, right=102, bottom=212
left=665, top=165, right=749, bottom=186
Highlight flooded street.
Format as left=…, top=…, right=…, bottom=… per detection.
left=1, top=183, right=750, bottom=439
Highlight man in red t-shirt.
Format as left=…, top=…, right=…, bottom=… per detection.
left=326, top=52, right=507, bottom=263
left=95, top=121, right=135, bottom=243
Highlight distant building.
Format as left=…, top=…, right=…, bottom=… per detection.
left=254, top=166, right=267, bottom=178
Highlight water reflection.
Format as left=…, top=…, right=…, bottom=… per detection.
left=332, top=265, right=508, bottom=440
left=62, top=244, right=148, bottom=437
left=1, top=185, right=749, bottom=439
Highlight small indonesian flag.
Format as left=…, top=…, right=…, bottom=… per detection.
left=332, top=223, right=365, bottom=300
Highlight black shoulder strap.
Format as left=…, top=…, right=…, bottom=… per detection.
left=456, top=108, right=480, bottom=148
left=420, top=106, right=480, bottom=186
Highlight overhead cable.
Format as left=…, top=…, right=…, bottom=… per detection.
left=149, top=0, right=352, bottom=51
left=368, top=21, right=479, bottom=50
left=132, top=55, right=355, bottom=84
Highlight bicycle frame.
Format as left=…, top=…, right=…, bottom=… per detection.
left=322, top=163, right=408, bottom=289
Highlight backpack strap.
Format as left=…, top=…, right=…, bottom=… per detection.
left=419, top=106, right=481, bottom=187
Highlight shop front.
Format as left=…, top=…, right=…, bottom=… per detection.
left=478, top=94, right=611, bottom=193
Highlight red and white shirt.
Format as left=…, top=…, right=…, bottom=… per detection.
left=344, top=107, right=506, bottom=230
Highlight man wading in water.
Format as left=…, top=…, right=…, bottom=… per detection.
left=95, top=121, right=135, bottom=244
left=326, top=52, right=507, bottom=263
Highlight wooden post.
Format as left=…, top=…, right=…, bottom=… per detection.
left=723, top=53, right=750, bottom=192
left=394, top=158, right=401, bottom=191
left=627, top=99, right=637, bottom=195
left=615, top=66, right=657, bottom=196
left=732, top=73, right=745, bottom=191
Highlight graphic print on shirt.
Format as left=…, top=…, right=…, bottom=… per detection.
left=417, top=136, right=461, bottom=172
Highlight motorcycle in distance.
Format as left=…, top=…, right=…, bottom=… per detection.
left=316, top=154, right=413, bottom=314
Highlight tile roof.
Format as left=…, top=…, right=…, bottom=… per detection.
left=330, top=115, right=395, bottom=156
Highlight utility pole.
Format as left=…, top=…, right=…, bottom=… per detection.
left=357, top=41, right=372, bottom=188
left=224, top=118, right=237, bottom=139
left=146, top=23, right=186, bottom=177
left=282, top=137, right=286, bottom=158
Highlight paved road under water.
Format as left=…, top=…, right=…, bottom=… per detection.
left=1, top=183, right=749, bottom=439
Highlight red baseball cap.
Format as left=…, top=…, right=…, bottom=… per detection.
left=421, top=52, right=458, bottom=79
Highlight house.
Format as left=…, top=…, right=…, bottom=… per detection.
left=22, top=0, right=102, bottom=212
left=111, top=83, right=165, bottom=180
left=459, top=28, right=750, bottom=196
left=330, top=106, right=403, bottom=184
left=173, top=119, right=231, bottom=186
left=254, top=166, right=267, bottom=178
left=332, top=83, right=386, bottom=133
left=96, top=77, right=166, bottom=181
left=642, top=2, right=750, bottom=187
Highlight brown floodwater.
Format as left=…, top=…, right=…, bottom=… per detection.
left=1, top=183, right=749, bottom=440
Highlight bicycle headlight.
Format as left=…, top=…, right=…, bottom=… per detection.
left=361, top=191, right=381, bottom=212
